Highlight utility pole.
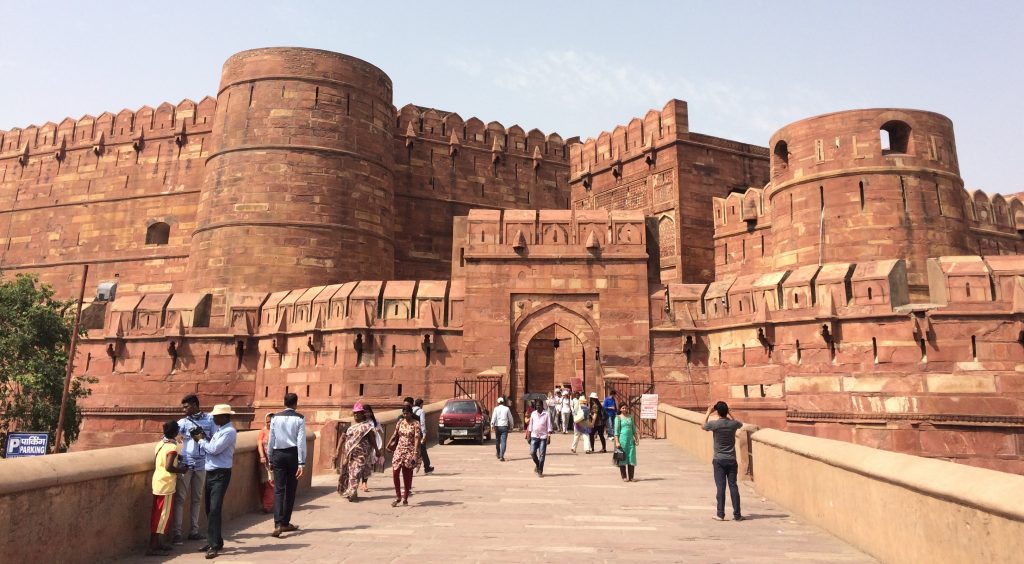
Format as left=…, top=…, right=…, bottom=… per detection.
left=53, top=264, right=88, bottom=453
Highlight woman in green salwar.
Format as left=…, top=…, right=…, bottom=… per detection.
left=613, top=403, right=639, bottom=481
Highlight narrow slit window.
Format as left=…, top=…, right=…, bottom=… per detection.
left=971, top=335, right=977, bottom=360
left=872, top=337, right=878, bottom=363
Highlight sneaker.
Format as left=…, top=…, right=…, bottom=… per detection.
left=733, top=516, right=745, bottom=522
left=205, top=548, right=219, bottom=559
left=187, top=533, right=206, bottom=541
left=271, top=528, right=282, bottom=538
left=281, top=524, right=299, bottom=533
left=171, top=535, right=184, bottom=546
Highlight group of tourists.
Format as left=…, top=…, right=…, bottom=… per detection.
left=148, top=395, right=242, bottom=559
left=333, top=396, right=434, bottom=507
left=147, top=393, right=307, bottom=559
left=524, top=388, right=637, bottom=480
left=522, top=386, right=742, bottom=519
left=145, top=388, right=745, bottom=557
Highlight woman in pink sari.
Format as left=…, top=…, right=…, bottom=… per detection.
left=336, top=403, right=379, bottom=501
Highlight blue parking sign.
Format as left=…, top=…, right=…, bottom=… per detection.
left=5, top=433, right=50, bottom=457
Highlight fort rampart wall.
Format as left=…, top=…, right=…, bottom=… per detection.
left=568, top=100, right=770, bottom=284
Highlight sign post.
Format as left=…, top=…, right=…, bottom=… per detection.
left=5, top=433, right=50, bottom=458
left=640, top=394, right=659, bottom=420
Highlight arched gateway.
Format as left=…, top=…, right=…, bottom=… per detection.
left=457, top=209, right=653, bottom=418
left=513, top=303, right=600, bottom=403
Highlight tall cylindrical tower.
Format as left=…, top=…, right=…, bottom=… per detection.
left=767, top=109, right=969, bottom=297
left=187, top=47, right=395, bottom=294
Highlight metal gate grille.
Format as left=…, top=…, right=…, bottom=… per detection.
left=454, top=377, right=503, bottom=412
left=604, top=381, right=656, bottom=438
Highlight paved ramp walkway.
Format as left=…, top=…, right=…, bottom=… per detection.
left=130, top=434, right=873, bottom=563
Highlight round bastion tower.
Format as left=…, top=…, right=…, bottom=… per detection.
left=767, top=109, right=970, bottom=299
left=186, top=47, right=395, bottom=294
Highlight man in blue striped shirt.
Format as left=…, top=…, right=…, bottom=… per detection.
left=267, top=393, right=306, bottom=538
left=173, top=394, right=215, bottom=545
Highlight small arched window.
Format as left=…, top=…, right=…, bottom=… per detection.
left=773, top=140, right=789, bottom=168
left=146, top=222, right=170, bottom=245
left=880, top=121, right=911, bottom=154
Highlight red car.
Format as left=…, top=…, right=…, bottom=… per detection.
left=438, top=398, right=491, bottom=444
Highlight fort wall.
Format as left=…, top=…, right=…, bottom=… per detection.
left=392, top=104, right=571, bottom=280
left=569, top=100, right=770, bottom=284
left=650, top=254, right=1024, bottom=473
left=0, top=98, right=216, bottom=296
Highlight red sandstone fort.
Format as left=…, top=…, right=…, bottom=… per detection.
left=2, top=47, right=1022, bottom=473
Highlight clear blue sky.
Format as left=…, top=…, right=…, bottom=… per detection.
left=1, top=1, right=1020, bottom=192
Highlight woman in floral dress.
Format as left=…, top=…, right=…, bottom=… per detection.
left=386, top=404, right=422, bottom=506
left=337, top=403, right=379, bottom=501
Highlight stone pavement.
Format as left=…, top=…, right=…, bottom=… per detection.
left=127, top=434, right=874, bottom=563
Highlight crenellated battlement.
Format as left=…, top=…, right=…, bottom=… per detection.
left=0, top=97, right=216, bottom=158
left=463, top=208, right=646, bottom=254
left=653, top=255, right=1024, bottom=330
left=569, top=99, right=689, bottom=177
left=396, top=103, right=570, bottom=161
left=94, top=279, right=466, bottom=341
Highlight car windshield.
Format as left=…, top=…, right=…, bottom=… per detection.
left=443, top=401, right=477, bottom=414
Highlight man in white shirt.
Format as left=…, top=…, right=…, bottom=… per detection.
left=559, top=391, right=572, bottom=434
left=490, top=397, right=514, bottom=461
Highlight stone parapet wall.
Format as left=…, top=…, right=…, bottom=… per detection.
left=659, top=403, right=1024, bottom=564
left=0, top=430, right=314, bottom=564
left=751, top=428, right=1024, bottom=564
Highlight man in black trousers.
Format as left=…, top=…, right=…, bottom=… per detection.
left=267, top=393, right=306, bottom=538
left=194, top=404, right=238, bottom=560
left=413, top=398, right=435, bottom=474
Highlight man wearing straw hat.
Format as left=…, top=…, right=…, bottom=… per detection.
left=193, top=404, right=238, bottom=560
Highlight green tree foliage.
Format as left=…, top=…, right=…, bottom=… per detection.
left=0, top=272, right=94, bottom=453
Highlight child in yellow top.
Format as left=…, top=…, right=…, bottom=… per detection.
left=149, top=421, right=187, bottom=555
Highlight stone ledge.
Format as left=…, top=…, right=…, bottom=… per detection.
left=0, top=429, right=309, bottom=495
left=751, top=427, right=1024, bottom=522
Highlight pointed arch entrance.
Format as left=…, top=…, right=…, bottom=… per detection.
left=511, top=303, right=600, bottom=410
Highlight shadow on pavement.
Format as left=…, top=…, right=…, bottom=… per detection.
left=224, top=543, right=309, bottom=555
left=739, top=513, right=790, bottom=520
left=414, top=500, right=463, bottom=507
